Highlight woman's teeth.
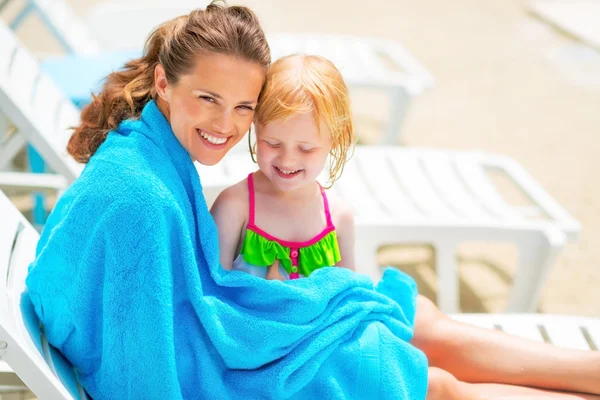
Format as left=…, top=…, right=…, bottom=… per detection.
left=198, top=129, right=227, bottom=145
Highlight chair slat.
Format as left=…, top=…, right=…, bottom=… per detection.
left=388, top=151, right=455, bottom=218
left=0, top=198, right=20, bottom=298
left=351, top=40, right=386, bottom=80
left=542, top=320, right=594, bottom=351
left=7, top=48, right=41, bottom=114
left=419, top=151, right=493, bottom=220
left=6, top=224, right=38, bottom=337
left=376, top=38, right=434, bottom=91
left=1, top=190, right=84, bottom=399
left=31, top=75, right=63, bottom=137
left=0, top=22, right=82, bottom=181
left=496, top=320, right=546, bottom=343
left=0, top=24, right=16, bottom=81
left=353, top=148, right=422, bottom=218
left=33, top=0, right=100, bottom=55
left=335, top=156, right=384, bottom=219
left=454, top=156, right=522, bottom=220
left=583, top=322, right=600, bottom=351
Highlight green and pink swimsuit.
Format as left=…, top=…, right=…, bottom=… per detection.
left=231, top=173, right=341, bottom=279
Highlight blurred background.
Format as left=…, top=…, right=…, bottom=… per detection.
left=2, top=0, right=599, bottom=316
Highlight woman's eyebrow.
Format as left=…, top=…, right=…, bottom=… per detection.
left=193, top=88, right=256, bottom=105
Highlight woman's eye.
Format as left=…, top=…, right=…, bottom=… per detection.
left=199, top=96, right=216, bottom=103
left=265, top=142, right=281, bottom=148
left=238, top=105, right=255, bottom=111
left=300, top=147, right=316, bottom=153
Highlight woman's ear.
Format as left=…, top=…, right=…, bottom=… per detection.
left=154, top=64, right=170, bottom=101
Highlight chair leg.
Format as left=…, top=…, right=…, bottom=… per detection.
left=381, top=87, right=411, bottom=145
left=506, top=229, right=567, bottom=312
left=0, top=133, right=26, bottom=170
left=26, top=146, right=48, bottom=226
left=434, top=242, right=460, bottom=314
left=0, top=371, right=28, bottom=396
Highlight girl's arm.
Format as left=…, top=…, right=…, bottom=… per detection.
left=334, top=203, right=356, bottom=271
left=210, top=184, right=247, bottom=270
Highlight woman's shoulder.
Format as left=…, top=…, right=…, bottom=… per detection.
left=63, top=157, right=178, bottom=222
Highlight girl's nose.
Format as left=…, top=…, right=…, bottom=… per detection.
left=278, top=147, right=297, bottom=166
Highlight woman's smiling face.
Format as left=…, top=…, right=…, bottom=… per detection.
left=155, top=52, right=265, bottom=166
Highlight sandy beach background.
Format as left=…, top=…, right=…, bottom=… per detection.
left=2, top=0, right=599, bottom=317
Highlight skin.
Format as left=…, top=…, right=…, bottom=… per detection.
left=197, top=60, right=600, bottom=399
left=211, top=113, right=600, bottom=399
left=417, top=295, right=600, bottom=399
left=154, top=52, right=265, bottom=166
left=211, top=112, right=355, bottom=276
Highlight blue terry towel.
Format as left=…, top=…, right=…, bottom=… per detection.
left=26, top=100, right=428, bottom=399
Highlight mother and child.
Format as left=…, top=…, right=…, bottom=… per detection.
left=25, top=1, right=600, bottom=399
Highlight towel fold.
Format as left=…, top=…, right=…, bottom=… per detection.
left=26, top=100, right=428, bottom=399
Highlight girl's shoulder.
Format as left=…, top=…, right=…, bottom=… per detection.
left=210, top=177, right=249, bottom=219
left=214, top=177, right=249, bottom=204
left=324, top=190, right=355, bottom=229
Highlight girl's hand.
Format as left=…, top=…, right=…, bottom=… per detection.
left=266, top=259, right=285, bottom=281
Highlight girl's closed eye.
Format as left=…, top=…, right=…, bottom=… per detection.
left=264, top=140, right=281, bottom=148
left=299, top=146, right=317, bottom=153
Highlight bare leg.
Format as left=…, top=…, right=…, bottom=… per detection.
left=426, top=368, right=600, bottom=400
left=427, top=367, right=483, bottom=400
left=412, top=296, right=600, bottom=395
left=469, top=383, right=600, bottom=399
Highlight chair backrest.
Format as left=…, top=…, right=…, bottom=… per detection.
left=0, top=190, right=88, bottom=399
left=29, top=0, right=101, bottom=55
left=0, top=19, right=83, bottom=182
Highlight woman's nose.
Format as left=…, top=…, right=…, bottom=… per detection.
left=213, top=110, right=234, bottom=134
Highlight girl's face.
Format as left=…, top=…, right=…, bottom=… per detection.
left=255, top=112, right=332, bottom=192
left=155, top=53, right=264, bottom=166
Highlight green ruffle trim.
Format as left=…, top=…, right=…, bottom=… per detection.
left=241, top=229, right=341, bottom=277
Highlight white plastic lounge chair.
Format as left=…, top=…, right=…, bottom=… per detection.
left=0, top=19, right=82, bottom=190
left=197, top=146, right=581, bottom=313
left=1, top=23, right=581, bottom=312
left=0, top=189, right=596, bottom=399
left=5, top=0, right=433, bottom=143
left=0, top=190, right=89, bottom=399
left=528, top=0, right=600, bottom=51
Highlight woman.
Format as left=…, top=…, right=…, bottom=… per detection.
left=25, top=2, right=599, bottom=399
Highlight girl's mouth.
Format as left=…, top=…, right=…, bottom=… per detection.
left=274, top=166, right=302, bottom=179
left=197, top=129, right=229, bottom=148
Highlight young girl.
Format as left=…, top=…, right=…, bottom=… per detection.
left=211, top=54, right=356, bottom=279
left=211, top=54, right=600, bottom=399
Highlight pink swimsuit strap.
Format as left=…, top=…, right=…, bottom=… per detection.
left=246, top=173, right=335, bottom=248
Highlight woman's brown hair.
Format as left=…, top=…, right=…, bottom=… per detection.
left=67, top=0, right=271, bottom=163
